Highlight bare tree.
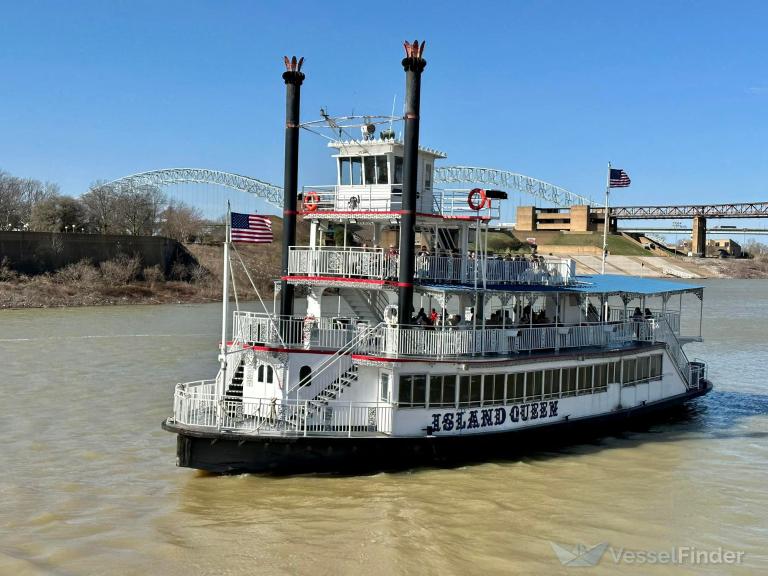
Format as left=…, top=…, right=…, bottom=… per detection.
left=80, top=181, right=120, bottom=234
left=30, top=195, right=87, bottom=232
left=0, top=170, right=59, bottom=230
left=160, top=200, right=205, bottom=242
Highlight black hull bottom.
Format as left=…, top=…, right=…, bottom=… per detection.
left=163, top=382, right=712, bottom=475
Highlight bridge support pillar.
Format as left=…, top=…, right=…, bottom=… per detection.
left=692, top=216, right=707, bottom=257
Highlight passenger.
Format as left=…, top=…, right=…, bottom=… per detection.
left=644, top=308, right=653, bottom=319
left=430, top=308, right=438, bottom=324
left=632, top=307, right=643, bottom=321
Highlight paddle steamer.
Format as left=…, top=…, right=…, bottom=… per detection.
left=162, top=42, right=711, bottom=473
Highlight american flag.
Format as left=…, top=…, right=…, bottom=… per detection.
left=230, top=212, right=273, bottom=243
left=609, top=168, right=631, bottom=188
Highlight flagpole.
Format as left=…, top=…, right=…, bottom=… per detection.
left=218, top=203, right=231, bottom=407
left=601, top=162, right=611, bottom=274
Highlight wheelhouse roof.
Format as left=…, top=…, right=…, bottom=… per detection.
left=417, top=274, right=703, bottom=298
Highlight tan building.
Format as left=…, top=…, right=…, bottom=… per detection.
left=707, top=238, right=741, bottom=258
left=515, top=205, right=615, bottom=233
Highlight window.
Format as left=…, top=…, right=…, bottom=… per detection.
left=623, top=358, right=637, bottom=384
left=483, top=374, right=505, bottom=406
left=364, top=156, right=376, bottom=185
left=399, top=374, right=427, bottom=407
left=637, top=356, right=650, bottom=382
left=561, top=367, right=577, bottom=396
left=506, top=373, right=525, bottom=403
left=424, top=163, right=432, bottom=190
left=459, top=375, right=482, bottom=407
left=578, top=366, right=593, bottom=393
left=380, top=373, right=390, bottom=402
left=595, top=364, right=608, bottom=391
left=393, top=156, right=404, bottom=184
left=650, top=354, right=663, bottom=379
left=429, top=374, right=457, bottom=407
left=376, top=155, right=389, bottom=184
left=299, top=365, right=312, bottom=388
left=528, top=371, right=543, bottom=401
left=470, top=375, right=482, bottom=405
left=257, top=364, right=274, bottom=384
left=351, top=157, right=363, bottom=185
left=339, top=157, right=351, bottom=185
left=543, top=369, right=559, bottom=398
left=607, top=361, right=620, bottom=384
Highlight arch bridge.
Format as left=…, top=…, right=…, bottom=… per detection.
left=92, top=166, right=589, bottom=216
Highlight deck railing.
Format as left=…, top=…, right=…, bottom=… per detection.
left=233, top=311, right=357, bottom=350
left=288, top=246, right=575, bottom=286
left=300, top=185, right=500, bottom=219
left=170, top=386, right=393, bottom=437
left=358, top=320, right=648, bottom=359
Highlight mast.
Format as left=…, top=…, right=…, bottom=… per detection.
left=397, top=40, right=427, bottom=326
left=280, top=56, right=305, bottom=322
left=601, top=161, right=611, bottom=274
left=217, top=204, right=231, bottom=403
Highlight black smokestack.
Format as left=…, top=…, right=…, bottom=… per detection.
left=397, top=40, right=426, bottom=326
left=280, top=56, right=305, bottom=320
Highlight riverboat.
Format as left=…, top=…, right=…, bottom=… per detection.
left=162, top=42, right=712, bottom=473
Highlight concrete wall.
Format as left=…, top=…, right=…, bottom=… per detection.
left=0, top=231, right=196, bottom=275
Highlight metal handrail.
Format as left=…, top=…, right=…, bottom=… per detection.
left=287, top=321, right=385, bottom=395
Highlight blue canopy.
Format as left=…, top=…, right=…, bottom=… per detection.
left=418, top=274, right=703, bottom=297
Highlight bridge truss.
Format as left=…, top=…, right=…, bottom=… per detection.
left=434, top=166, right=591, bottom=207
left=94, top=166, right=587, bottom=211
left=93, top=168, right=284, bottom=209
left=607, top=202, right=768, bottom=219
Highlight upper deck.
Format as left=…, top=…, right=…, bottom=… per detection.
left=300, top=139, right=499, bottom=221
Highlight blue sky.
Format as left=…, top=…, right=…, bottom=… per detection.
left=1, top=0, right=766, bottom=221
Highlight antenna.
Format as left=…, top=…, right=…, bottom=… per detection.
left=389, top=94, right=396, bottom=133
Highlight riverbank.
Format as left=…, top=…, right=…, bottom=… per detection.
left=0, top=242, right=278, bottom=309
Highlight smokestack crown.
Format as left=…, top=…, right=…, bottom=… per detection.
left=402, top=40, right=427, bottom=72
left=282, top=55, right=305, bottom=84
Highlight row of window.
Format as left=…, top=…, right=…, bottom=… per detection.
left=395, top=354, right=663, bottom=408
left=338, top=155, right=432, bottom=188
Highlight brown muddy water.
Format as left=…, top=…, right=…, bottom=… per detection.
left=0, top=280, right=766, bottom=575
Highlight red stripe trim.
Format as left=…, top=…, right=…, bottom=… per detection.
left=283, top=275, right=386, bottom=285
left=282, top=275, right=413, bottom=288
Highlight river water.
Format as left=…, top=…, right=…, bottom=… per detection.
left=0, top=280, right=766, bottom=575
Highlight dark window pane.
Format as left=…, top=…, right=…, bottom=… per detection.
left=470, top=375, right=482, bottom=405
left=494, top=374, right=505, bottom=401
left=364, top=156, right=376, bottom=185
left=429, top=375, right=442, bottom=406
left=340, top=158, right=351, bottom=186
left=459, top=375, right=470, bottom=406
left=444, top=375, right=457, bottom=407
left=412, top=375, right=427, bottom=406
left=351, top=157, right=363, bottom=185
left=376, top=156, right=389, bottom=184
left=399, top=376, right=412, bottom=406
left=394, top=156, right=404, bottom=184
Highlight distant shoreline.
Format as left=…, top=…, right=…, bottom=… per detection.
left=1, top=253, right=765, bottom=311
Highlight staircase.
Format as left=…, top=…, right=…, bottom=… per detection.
left=342, top=288, right=383, bottom=323
left=224, top=359, right=246, bottom=417
left=418, top=226, right=459, bottom=253
left=437, top=228, right=458, bottom=251
left=307, top=364, right=359, bottom=412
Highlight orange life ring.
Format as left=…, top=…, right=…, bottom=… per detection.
left=468, top=188, right=487, bottom=211
left=304, top=191, right=320, bottom=212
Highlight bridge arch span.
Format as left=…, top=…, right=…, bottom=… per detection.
left=92, top=168, right=284, bottom=209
